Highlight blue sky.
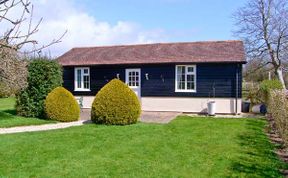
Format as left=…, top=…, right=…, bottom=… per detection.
left=77, top=0, right=247, bottom=42
left=4, top=0, right=248, bottom=56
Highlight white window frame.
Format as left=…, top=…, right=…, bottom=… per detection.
left=175, top=65, right=197, bottom=92
left=74, top=67, right=90, bottom=91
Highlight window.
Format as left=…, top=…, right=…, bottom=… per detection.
left=74, top=67, right=90, bottom=91
left=175, top=65, right=196, bottom=92
left=127, top=70, right=140, bottom=87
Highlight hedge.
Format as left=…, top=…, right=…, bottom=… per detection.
left=268, top=90, right=288, bottom=146
left=16, top=58, right=62, bottom=118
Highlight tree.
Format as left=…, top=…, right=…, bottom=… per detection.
left=243, top=58, right=273, bottom=82
left=233, top=0, right=288, bottom=89
left=0, top=48, right=27, bottom=97
left=0, top=0, right=66, bottom=97
left=16, top=58, right=63, bottom=118
left=0, top=0, right=66, bottom=52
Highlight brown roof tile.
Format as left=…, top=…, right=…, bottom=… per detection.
left=57, top=40, right=246, bottom=66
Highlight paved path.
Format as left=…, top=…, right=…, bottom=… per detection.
left=0, top=111, right=180, bottom=135
left=81, top=109, right=180, bottom=124
left=140, top=111, right=181, bottom=124
left=0, top=120, right=87, bottom=135
left=80, top=109, right=91, bottom=120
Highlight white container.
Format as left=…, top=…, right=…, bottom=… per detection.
left=251, top=104, right=267, bottom=114
left=207, top=101, right=216, bottom=116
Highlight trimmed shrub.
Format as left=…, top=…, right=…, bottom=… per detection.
left=45, top=87, right=80, bottom=122
left=259, top=79, right=283, bottom=104
left=16, top=58, right=63, bottom=118
left=91, top=79, right=141, bottom=125
left=15, top=90, right=36, bottom=116
left=268, top=90, right=288, bottom=146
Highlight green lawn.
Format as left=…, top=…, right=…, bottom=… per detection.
left=0, top=116, right=285, bottom=177
left=0, top=97, right=55, bottom=128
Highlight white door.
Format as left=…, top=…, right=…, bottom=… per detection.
left=125, top=69, right=141, bottom=98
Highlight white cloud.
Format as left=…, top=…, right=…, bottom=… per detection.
left=1, top=0, right=168, bottom=57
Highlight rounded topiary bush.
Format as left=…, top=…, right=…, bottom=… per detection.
left=45, top=87, right=80, bottom=122
left=91, top=79, right=141, bottom=125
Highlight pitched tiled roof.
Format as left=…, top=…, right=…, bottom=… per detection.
left=57, top=40, right=246, bottom=66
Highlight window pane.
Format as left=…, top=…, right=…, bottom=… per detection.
left=187, top=73, right=195, bottom=90
left=181, top=74, right=185, bottom=82
left=187, top=66, right=194, bottom=73
left=187, top=82, right=192, bottom=90
left=187, top=82, right=195, bottom=90
left=77, top=69, right=81, bottom=88
left=83, top=75, right=90, bottom=89
left=84, top=69, right=89, bottom=74
left=179, top=82, right=185, bottom=89
left=187, top=74, right=194, bottom=82
left=177, top=66, right=185, bottom=75
left=177, top=66, right=186, bottom=90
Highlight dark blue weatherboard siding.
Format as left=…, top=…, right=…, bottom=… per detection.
left=63, top=65, right=126, bottom=96
left=62, top=63, right=242, bottom=98
left=141, top=63, right=242, bottom=97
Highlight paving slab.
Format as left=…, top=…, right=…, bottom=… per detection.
left=81, top=109, right=180, bottom=124
left=80, top=109, right=91, bottom=120
left=140, top=111, right=181, bottom=124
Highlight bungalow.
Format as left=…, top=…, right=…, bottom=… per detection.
left=57, top=40, right=246, bottom=114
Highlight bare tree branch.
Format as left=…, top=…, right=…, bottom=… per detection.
left=0, top=0, right=66, bottom=53
left=233, top=0, right=288, bottom=88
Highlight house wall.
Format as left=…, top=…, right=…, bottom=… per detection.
left=141, top=97, right=242, bottom=114
left=63, top=63, right=243, bottom=113
left=75, top=96, right=242, bottom=114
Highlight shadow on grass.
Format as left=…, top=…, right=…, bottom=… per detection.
left=2, top=109, right=17, bottom=115
left=1, top=109, right=48, bottom=120
left=228, top=119, right=286, bottom=177
left=0, top=111, right=14, bottom=120
left=0, top=109, right=18, bottom=120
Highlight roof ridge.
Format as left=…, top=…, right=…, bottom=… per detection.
left=71, top=40, right=243, bottom=50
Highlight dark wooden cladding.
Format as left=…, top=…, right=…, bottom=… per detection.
left=63, top=63, right=242, bottom=98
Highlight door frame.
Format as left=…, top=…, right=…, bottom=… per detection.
left=125, top=68, right=141, bottom=98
